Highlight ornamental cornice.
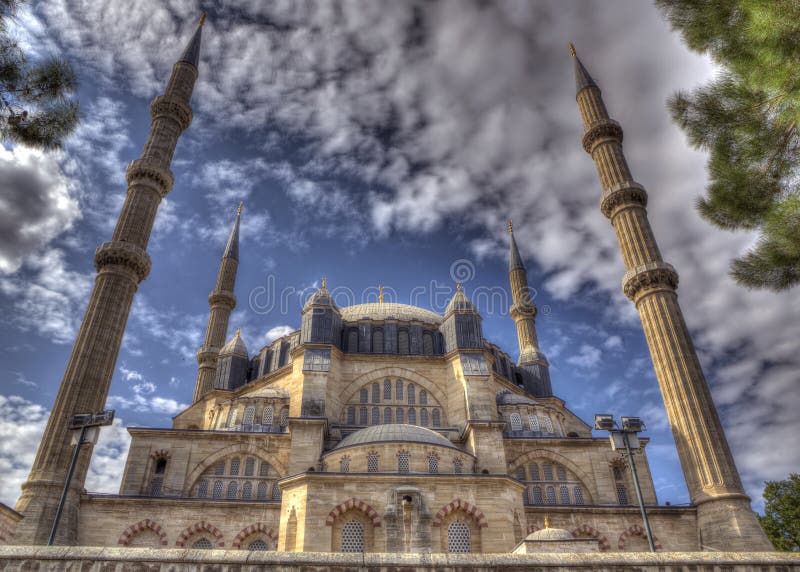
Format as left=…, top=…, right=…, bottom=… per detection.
left=150, top=95, right=193, bottom=131
left=94, top=241, right=152, bottom=282
left=600, top=181, right=648, bottom=219
left=208, top=290, right=237, bottom=309
left=126, top=159, right=175, bottom=199
left=582, top=119, right=623, bottom=154
left=622, top=261, right=679, bottom=301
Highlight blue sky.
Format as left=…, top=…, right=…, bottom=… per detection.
left=1, top=0, right=798, bottom=512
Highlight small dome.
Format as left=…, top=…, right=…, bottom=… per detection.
left=220, top=329, right=248, bottom=357
left=333, top=424, right=456, bottom=451
left=496, top=390, right=537, bottom=406
left=526, top=527, right=574, bottom=541
left=303, top=282, right=337, bottom=311
left=340, top=303, right=442, bottom=324
left=445, top=284, right=477, bottom=314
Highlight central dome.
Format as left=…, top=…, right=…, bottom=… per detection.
left=340, top=303, right=442, bottom=324
left=334, top=424, right=455, bottom=450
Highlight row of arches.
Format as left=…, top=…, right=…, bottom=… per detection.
left=117, top=519, right=277, bottom=550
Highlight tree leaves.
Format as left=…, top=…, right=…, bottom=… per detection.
left=758, top=473, right=800, bottom=551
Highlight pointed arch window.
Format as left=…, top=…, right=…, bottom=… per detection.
left=407, top=385, right=416, bottom=404
left=420, top=409, right=428, bottom=426
left=373, top=330, right=384, bottom=353
left=574, top=485, right=585, bottom=505
left=384, top=407, right=392, bottom=423
left=262, top=406, right=274, bottom=426
left=432, top=408, right=441, bottom=427
left=422, top=332, right=434, bottom=355
left=360, top=388, right=368, bottom=403
left=528, top=415, right=540, bottom=431
left=616, top=483, right=629, bottom=505
left=359, top=406, right=368, bottom=425
left=408, top=408, right=417, bottom=424
left=509, top=413, right=522, bottom=431
left=546, top=486, right=556, bottom=504
left=447, top=521, right=471, bottom=553
left=212, top=480, right=224, bottom=498
left=244, top=457, right=255, bottom=476
left=384, top=379, right=392, bottom=400
left=529, top=463, right=540, bottom=481
left=372, top=383, right=380, bottom=404
left=367, top=453, right=379, bottom=473
left=396, top=408, right=404, bottom=424
left=420, top=390, right=428, bottom=405
left=398, top=451, right=410, bottom=474
left=516, top=466, right=526, bottom=481
left=348, top=329, right=359, bottom=353
left=428, top=454, right=439, bottom=474
left=396, top=379, right=403, bottom=400
left=214, top=461, right=225, bottom=476
left=257, top=481, right=268, bottom=500
left=229, top=458, right=241, bottom=476
left=243, top=405, right=256, bottom=426
left=557, top=466, right=567, bottom=481
left=259, top=462, right=270, bottom=477
left=279, top=408, right=288, bottom=427
left=532, top=486, right=543, bottom=504
left=543, top=463, right=553, bottom=481
left=543, top=416, right=554, bottom=433
left=228, top=407, right=238, bottom=427
left=398, top=329, right=410, bottom=354
left=372, top=407, right=380, bottom=425
left=272, top=484, right=281, bottom=499
left=227, top=481, right=239, bottom=499
left=242, top=481, right=252, bottom=500
left=560, top=485, right=570, bottom=504
left=453, top=458, right=463, bottom=474
left=341, top=520, right=364, bottom=552
left=347, top=406, right=356, bottom=425
left=340, top=456, right=350, bottom=473
left=197, top=479, right=209, bottom=498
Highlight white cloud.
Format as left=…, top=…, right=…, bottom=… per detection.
left=603, top=335, right=623, bottom=351
left=566, top=344, right=602, bottom=369
left=119, top=365, right=144, bottom=382
left=264, top=325, right=295, bottom=344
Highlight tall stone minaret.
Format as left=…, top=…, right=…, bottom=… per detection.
left=507, top=220, right=551, bottom=396
left=570, top=44, right=772, bottom=551
left=193, top=203, right=242, bottom=402
left=13, top=17, right=205, bottom=545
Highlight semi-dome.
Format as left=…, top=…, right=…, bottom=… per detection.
left=303, top=282, right=337, bottom=311
left=444, top=284, right=477, bottom=314
left=340, top=303, right=442, bottom=324
left=496, top=390, right=537, bottom=406
left=525, top=527, right=574, bottom=541
left=220, top=329, right=248, bottom=357
left=334, top=424, right=456, bottom=451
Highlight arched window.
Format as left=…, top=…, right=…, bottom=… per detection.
left=422, top=332, right=434, bottom=355
left=348, top=329, right=359, bottom=353
left=242, top=481, right=252, bottom=500
left=244, top=457, right=255, bottom=476
left=546, top=486, right=556, bottom=504
left=228, top=408, right=238, bottom=427
left=420, top=409, right=429, bottom=426
left=373, top=329, right=384, bottom=353
left=227, top=481, right=238, bottom=499
left=560, top=485, right=570, bottom=504
left=272, top=484, right=281, bottom=499
left=372, top=407, right=380, bottom=425
left=384, top=407, right=392, bottom=424
left=428, top=454, right=439, bottom=474
left=516, top=466, right=526, bottom=481
left=384, top=379, right=391, bottom=400
left=193, top=538, right=213, bottom=549
left=367, top=454, right=379, bottom=472
left=543, top=416, right=554, bottom=433
left=407, top=384, right=416, bottom=404
left=432, top=408, right=441, bottom=427
left=359, top=407, right=368, bottom=425
left=372, top=383, right=380, bottom=404
left=509, top=413, right=522, bottom=431
left=557, top=466, right=567, bottom=481
left=279, top=409, right=288, bottom=426
left=262, top=406, right=274, bottom=426
left=341, top=520, right=364, bottom=552
left=574, top=485, right=585, bottom=505
left=528, top=415, right=540, bottom=431
left=420, top=390, right=428, bottom=405
left=532, top=486, right=543, bottom=504
left=197, top=479, right=209, bottom=498
left=398, top=452, right=410, bottom=473
left=248, top=539, right=268, bottom=551
left=396, top=408, right=404, bottom=424
left=215, top=461, right=225, bottom=475
left=617, top=484, right=629, bottom=505
left=259, top=462, right=270, bottom=477
left=398, top=330, right=410, bottom=354
left=347, top=406, right=356, bottom=424
left=447, top=521, right=471, bottom=553
left=243, top=405, right=256, bottom=426
left=150, top=457, right=167, bottom=496
left=359, top=388, right=368, bottom=403
left=529, top=463, right=540, bottom=480
left=341, top=456, right=350, bottom=473
left=257, top=481, right=268, bottom=499
left=543, top=463, right=553, bottom=481
left=395, top=379, right=403, bottom=400
left=213, top=480, right=224, bottom=498
left=408, top=408, right=417, bottom=424
left=453, top=458, right=463, bottom=474
left=230, top=458, right=241, bottom=476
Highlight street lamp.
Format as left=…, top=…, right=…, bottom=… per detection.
left=594, top=413, right=655, bottom=552
left=48, top=409, right=115, bottom=545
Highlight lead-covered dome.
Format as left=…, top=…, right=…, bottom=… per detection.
left=220, top=329, right=248, bottom=357
left=496, top=390, right=537, bottom=406
left=525, top=527, right=574, bottom=541
left=340, top=303, right=441, bottom=324
left=334, top=424, right=455, bottom=450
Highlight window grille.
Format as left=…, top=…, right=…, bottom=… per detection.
left=372, top=407, right=380, bottom=425
left=398, top=452, right=410, bottom=473
left=574, top=486, right=585, bottom=505
left=227, top=481, right=238, bottom=499
left=407, top=385, right=416, bottom=404
left=432, top=408, right=441, bottom=427
left=303, top=348, right=331, bottom=371
left=347, top=406, right=356, bottom=424
left=546, top=486, right=556, bottom=504
left=214, top=461, right=225, bottom=476
left=228, top=408, right=238, bottom=427
left=384, top=407, right=392, bottom=423
left=359, top=407, right=368, bottom=425
left=408, top=408, right=417, bottom=424
left=447, top=521, right=471, bottom=553
left=243, top=406, right=255, bottom=425
left=509, top=413, right=522, bottom=431
left=372, top=383, right=380, bottom=404
left=373, top=330, right=384, bottom=353
left=420, top=409, right=429, bottom=426
left=532, top=486, right=543, bottom=504
left=528, top=415, right=540, bottom=431
left=422, top=332, right=434, bottom=355
left=557, top=466, right=567, bottom=481
left=516, top=466, right=526, bottom=480
left=396, top=380, right=403, bottom=400
left=279, top=409, right=288, bottom=426
left=257, top=481, right=268, bottom=499
left=460, top=353, right=488, bottom=375
left=262, top=406, right=274, bottom=426
left=272, top=484, right=281, bottom=500
left=259, top=462, right=270, bottom=477
left=560, top=485, right=570, bottom=504
left=360, top=388, right=368, bottom=403
left=398, top=330, right=410, bottom=354
left=428, top=455, right=439, bottom=473
left=453, top=458, right=463, bottom=474
left=248, top=539, right=268, bottom=551
left=230, top=458, right=241, bottom=476
left=543, top=416, right=554, bottom=433
left=149, top=477, right=163, bottom=497
left=543, top=463, right=553, bottom=481
left=384, top=379, right=392, bottom=400
left=198, top=480, right=209, bottom=498
left=242, top=481, right=252, bottom=500
left=420, top=390, right=428, bottom=405
left=212, top=480, right=224, bottom=498
left=396, top=408, right=404, bottom=424
left=529, top=463, right=540, bottom=481
left=192, top=538, right=213, bottom=549
left=341, top=520, right=364, bottom=552
left=367, top=454, right=379, bottom=473
left=244, top=457, right=255, bottom=476
left=341, top=456, right=351, bottom=473
left=616, top=484, right=628, bottom=505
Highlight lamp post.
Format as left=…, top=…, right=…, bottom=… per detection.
left=594, top=413, right=655, bottom=552
left=48, top=409, right=115, bottom=545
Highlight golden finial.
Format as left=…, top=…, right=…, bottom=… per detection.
left=508, top=219, right=513, bottom=234
left=456, top=282, right=462, bottom=292
left=379, top=285, right=384, bottom=303
left=569, top=43, right=576, bottom=58
left=199, top=13, right=207, bottom=26
left=321, top=277, right=327, bottom=289
left=544, top=515, right=550, bottom=529
left=237, top=202, right=242, bottom=216
left=235, top=327, right=241, bottom=337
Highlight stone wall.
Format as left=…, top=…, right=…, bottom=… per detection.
left=0, top=546, right=797, bottom=571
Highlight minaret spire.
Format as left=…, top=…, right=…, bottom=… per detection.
left=572, top=44, right=771, bottom=551
left=507, top=221, right=551, bottom=396
left=13, top=18, right=205, bottom=545
left=193, top=204, right=242, bottom=403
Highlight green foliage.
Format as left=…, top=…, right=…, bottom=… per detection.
left=758, top=473, right=800, bottom=551
left=656, top=0, right=800, bottom=290
left=0, top=0, right=79, bottom=150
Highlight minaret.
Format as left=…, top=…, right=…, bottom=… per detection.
left=193, top=203, right=242, bottom=402
left=12, top=17, right=205, bottom=545
left=571, top=44, right=772, bottom=551
left=507, top=220, right=551, bottom=396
